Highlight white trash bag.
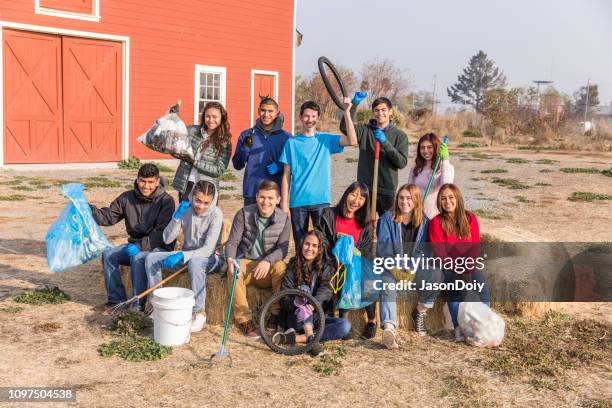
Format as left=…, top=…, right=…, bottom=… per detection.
left=137, top=100, right=193, bottom=161
left=458, top=302, right=505, bottom=347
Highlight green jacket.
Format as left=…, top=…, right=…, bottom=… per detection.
left=340, top=108, right=409, bottom=196
left=172, top=125, right=232, bottom=194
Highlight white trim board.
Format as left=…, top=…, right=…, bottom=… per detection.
left=0, top=21, right=130, bottom=167
left=34, top=0, right=101, bottom=22
left=250, top=69, right=279, bottom=126
left=193, top=64, right=227, bottom=124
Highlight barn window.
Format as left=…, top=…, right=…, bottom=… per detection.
left=194, top=65, right=227, bottom=123
left=34, top=0, right=100, bottom=22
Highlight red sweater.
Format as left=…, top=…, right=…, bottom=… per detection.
left=428, top=213, right=480, bottom=272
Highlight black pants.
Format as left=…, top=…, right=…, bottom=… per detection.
left=375, top=194, right=394, bottom=217
left=178, top=181, right=195, bottom=202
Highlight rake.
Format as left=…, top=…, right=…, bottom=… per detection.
left=110, top=264, right=188, bottom=315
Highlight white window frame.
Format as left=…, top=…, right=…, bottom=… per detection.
left=194, top=65, right=227, bottom=124
left=251, top=69, right=279, bottom=126
left=34, top=0, right=101, bottom=22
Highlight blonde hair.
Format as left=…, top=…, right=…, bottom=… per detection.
left=393, top=184, right=423, bottom=227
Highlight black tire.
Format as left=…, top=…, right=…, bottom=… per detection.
left=259, top=289, right=326, bottom=356
left=318, top=56, right=347, bottom=110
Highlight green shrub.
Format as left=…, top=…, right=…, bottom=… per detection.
left=491, top=178, right=530, bottom=189
left=98, top=336, right=172, bottom=362
left=560, top=167, right=600, bottom=174
left=118, top=156, right=141, bottom=170
left=481, top=169, right=507, bottom=174
left=13, top=286, right=69, bottom=305
left=462, top=129, right=483, bottom=138
left=568, top=192, right=612, bottom=202
left=506, top=158, right=530, bottom=164
left=458, top=142, right=480, bottom=148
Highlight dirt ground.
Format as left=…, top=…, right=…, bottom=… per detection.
left=0, top=146, right=610, bottom=407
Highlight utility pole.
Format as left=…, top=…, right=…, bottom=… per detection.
left=584, top=78, right=590, bottom=125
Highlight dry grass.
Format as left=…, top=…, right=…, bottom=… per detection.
left=480, top=310, right=611, bottom=390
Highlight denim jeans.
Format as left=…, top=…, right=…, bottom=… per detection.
left=413, top=267, right=444, bottom=309
left=145, top=251, right=222, bottom=312
left=101, top=244, right=149, bottom=308
left=440, top=269, right=490, bottom=327
left=379, top=271, right=398, bottom=328
left=290, top=204, right=328, bottom=248
left=287, top=312, right=351, bottom=342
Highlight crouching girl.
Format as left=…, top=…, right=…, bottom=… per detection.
left=273, top=230, right=351, bottom=355
left=144, top=180, right=224, bottom=332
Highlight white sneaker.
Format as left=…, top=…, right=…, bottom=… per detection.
left=454, top=326, right=465, bottom=342
left=191, top=313, right=207, bottom=333
left=382, top=328, right=399, bottom=349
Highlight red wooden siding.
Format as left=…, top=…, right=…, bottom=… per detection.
left=3, top=29, right=63, bottom=163
left=1, top=0, right=295, bottom=163
left=39, top=0, right=94, bottom=14
left=253, top=73, right=277, bottom=122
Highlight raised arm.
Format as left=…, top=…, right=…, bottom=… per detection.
left=339, top=97, right=358, bottom=147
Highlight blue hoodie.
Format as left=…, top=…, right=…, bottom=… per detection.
left=232, top=113, right=292, bottom=198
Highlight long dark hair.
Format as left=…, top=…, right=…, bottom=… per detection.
left=199, top=101, right=232, bottom=158
left=413, top=132, right=441, bottom=177
left=336, top=181, right=371, bottom=229
left=437, top=183, right=472, bottom=240
left=288, top=230, right=330, bottom=287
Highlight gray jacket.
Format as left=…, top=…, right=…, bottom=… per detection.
left=225, top=204, right=290, bottom=264
left=162, top=185, right=223, bottom=262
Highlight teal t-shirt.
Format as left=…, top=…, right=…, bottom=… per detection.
left=279, top=132, right=344, bottom=208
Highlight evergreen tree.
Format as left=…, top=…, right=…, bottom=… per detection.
left=447, top=50, right=507, bottom=113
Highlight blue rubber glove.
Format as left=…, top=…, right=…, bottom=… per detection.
left=374, top=128, right=386, bottom=144
left=352, top=91, right=367, bottom=105
left=266, top=162, right=280, bottom=175
left=162, top=252, right=184, bottom=269
left=234, top=259, right=241, bottom=276
left=123, top=243, right=140, bottom=257
left=174, top=201, right=191, bottom=220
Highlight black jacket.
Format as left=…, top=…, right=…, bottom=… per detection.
left=316, top=207, right=374, bottom=260
left=280, top=261, right=335, bottom=314
left=90, top=179, right=175, bottom=251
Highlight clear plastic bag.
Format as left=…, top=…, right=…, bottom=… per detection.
left=137, top=101, right=193, bottom=160
left=45, top=183, right=114, bottom=272
left=458, top=302, right=505, bottom=347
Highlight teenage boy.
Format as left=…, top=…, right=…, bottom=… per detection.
left=232, top=97, right=292, bottom=206
left=340, top=95, right=409, bottom=217
left=90, top=163, right=175, bottom=312
left=226, top=180, right=291, bottom=338
left=279, top=98, right=358, bottom=247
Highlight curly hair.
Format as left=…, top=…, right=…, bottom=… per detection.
left=198, top=101, right=232, bottom=158
left=287, top=230, right=330, bottom=287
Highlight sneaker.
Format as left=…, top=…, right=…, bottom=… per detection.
left=307, top=335, right=323, bottom=356
left=267, top=314, right=279, bottom=332
left=191, top=312, right=207, bottom=333
left=362, top=322, right=377, bottom=339
left=382, top=328, right=399, bottom=349
left=412, top=309, right=428, bottom=336
left=272, top=328, right=296, bottom=345
left=454, top=327, right=465, bottom=342
left=239, top=320, right=261, bottom=339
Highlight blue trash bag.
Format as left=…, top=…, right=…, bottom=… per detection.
left=333, top=234, right=375, bottom=310
left=45, top=183, right=114, bottom=272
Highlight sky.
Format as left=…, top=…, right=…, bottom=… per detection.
left=295, top=0, right=612, bottom=109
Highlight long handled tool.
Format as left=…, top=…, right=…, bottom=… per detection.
left=110, top=264, right=188, bottom=315
left=371, top=139, right=381, bottom=224
left=422, top=135, right=449, bottom=201
left=210, top=260, right=241, bottom=367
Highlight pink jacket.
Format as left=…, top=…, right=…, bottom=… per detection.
left=408, top=160, right=455, bottom=219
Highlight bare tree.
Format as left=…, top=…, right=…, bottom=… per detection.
left=359, top=58, right=409, bottom=103
left=295, top=66, right=357, bottom=121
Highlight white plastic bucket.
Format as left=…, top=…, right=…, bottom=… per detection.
left=150, top=287, right=195, bottom=346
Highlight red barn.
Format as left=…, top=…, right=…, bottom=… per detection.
left=0, top=0, right=297, bottom=166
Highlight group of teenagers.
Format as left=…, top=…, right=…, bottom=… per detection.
left=90, top=92, right=489, bottom=353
